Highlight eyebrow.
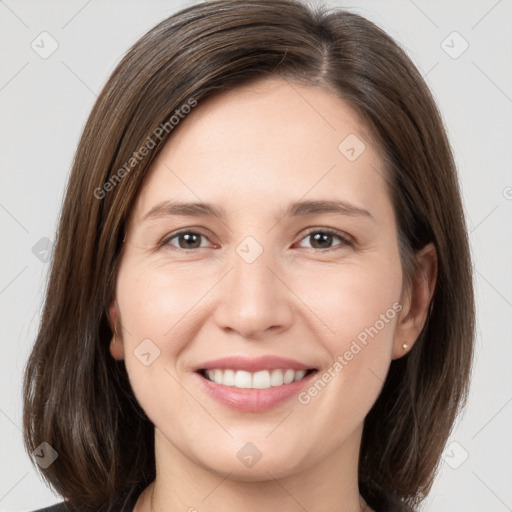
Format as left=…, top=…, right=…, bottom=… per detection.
left=142, top=199, right=373, bottom=222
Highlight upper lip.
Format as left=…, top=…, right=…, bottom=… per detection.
left=195, top=355, right=315, bottom=373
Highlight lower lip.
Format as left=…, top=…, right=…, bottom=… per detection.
left=194, top=370, right=318, bottom=412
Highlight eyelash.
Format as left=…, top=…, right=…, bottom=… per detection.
left=161, top=227, right=352, bottom=253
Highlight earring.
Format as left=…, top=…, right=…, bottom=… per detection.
left=402, top=343, right=409, bottom=351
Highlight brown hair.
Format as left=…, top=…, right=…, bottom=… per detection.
left=22, top=1, right=475, bottom=511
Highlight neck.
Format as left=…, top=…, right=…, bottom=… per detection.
left=134, top=423, right=371, bottom=512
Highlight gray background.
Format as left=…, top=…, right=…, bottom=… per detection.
left=1, top=0, right=511, bottom=510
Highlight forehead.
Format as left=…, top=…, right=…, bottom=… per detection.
left=129, top=77, right=391, bottom=225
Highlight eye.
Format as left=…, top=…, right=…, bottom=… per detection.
left=295, top=228, right=352, bottom=251
left=161, top=228, right=352, bottom=252
left=163, top=230, right=213, bottom=250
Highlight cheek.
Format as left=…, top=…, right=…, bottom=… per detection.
left=116, top=260, right=204, bottom=346
left=291, top=250, right=403, bottom=413
left=293, top=259, right=402, bottom=434
left=114, top=261, right=197, bottom=410
left=293, top=251, right=403, bottom=348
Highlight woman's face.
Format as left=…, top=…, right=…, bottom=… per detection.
left=110, top=77, right=414, bottom=480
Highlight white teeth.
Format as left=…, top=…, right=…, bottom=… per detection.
left=252, top=370, right=270, bottom=389
left=294, top=369, right=306, bottom=381
left=203, top=368, right=309, bottom=389
left=223, top=369, right=236, bottom=386
left=234, top=370, right=252, bottom=388
left=270, top=369, right=284, bottom=386
left=283, top=369, right=295, bottom=384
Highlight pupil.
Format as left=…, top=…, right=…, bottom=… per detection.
left=312, top=232, right=332, bottom=248
left=180, top=233, right=200, bottom=249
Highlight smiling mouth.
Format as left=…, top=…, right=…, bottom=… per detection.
left=197, top=368, right=317, bottom=389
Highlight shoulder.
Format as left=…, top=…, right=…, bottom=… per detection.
left=27, top=500, right=128, bottom=512
left=29, top=503, right=71, bottom=512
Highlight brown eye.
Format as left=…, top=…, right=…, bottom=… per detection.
left=297, top=229, right=351, bottom=251
left=164, top=231, right=209, bottom=250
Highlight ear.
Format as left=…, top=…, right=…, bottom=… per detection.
left=393, top=242, right=437, bottom=359
left=107, top=300, right=125, bottom=360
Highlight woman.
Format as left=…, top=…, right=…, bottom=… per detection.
left=23, top=1, right=474, bottom=511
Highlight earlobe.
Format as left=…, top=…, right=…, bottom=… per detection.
left=392, top=242, right=437, bottom=359
left=107, top=301, right=118, bottom=330
left=107, top=300, right=125, bottom=360
left=109, top=335, right=125, bottom=360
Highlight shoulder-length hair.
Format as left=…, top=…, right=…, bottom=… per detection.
left=23, top=1, right=474, bottom=511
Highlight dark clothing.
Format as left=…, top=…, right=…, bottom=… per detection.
left=30, top=497, right=414, bottom=512
left=31, top=505, right=71, bottom=512
left=30, top=504, right=124, bottom=512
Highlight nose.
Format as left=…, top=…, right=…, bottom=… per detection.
left=213, top=245, right=295, bottom=340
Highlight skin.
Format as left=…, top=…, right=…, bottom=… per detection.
left=108, top=77, right=437, bottom=512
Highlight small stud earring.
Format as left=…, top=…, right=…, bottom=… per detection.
left=402, top=343, right=409, bottom=350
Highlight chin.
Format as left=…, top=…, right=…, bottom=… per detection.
left=194, top=445, right=308, bottom=481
